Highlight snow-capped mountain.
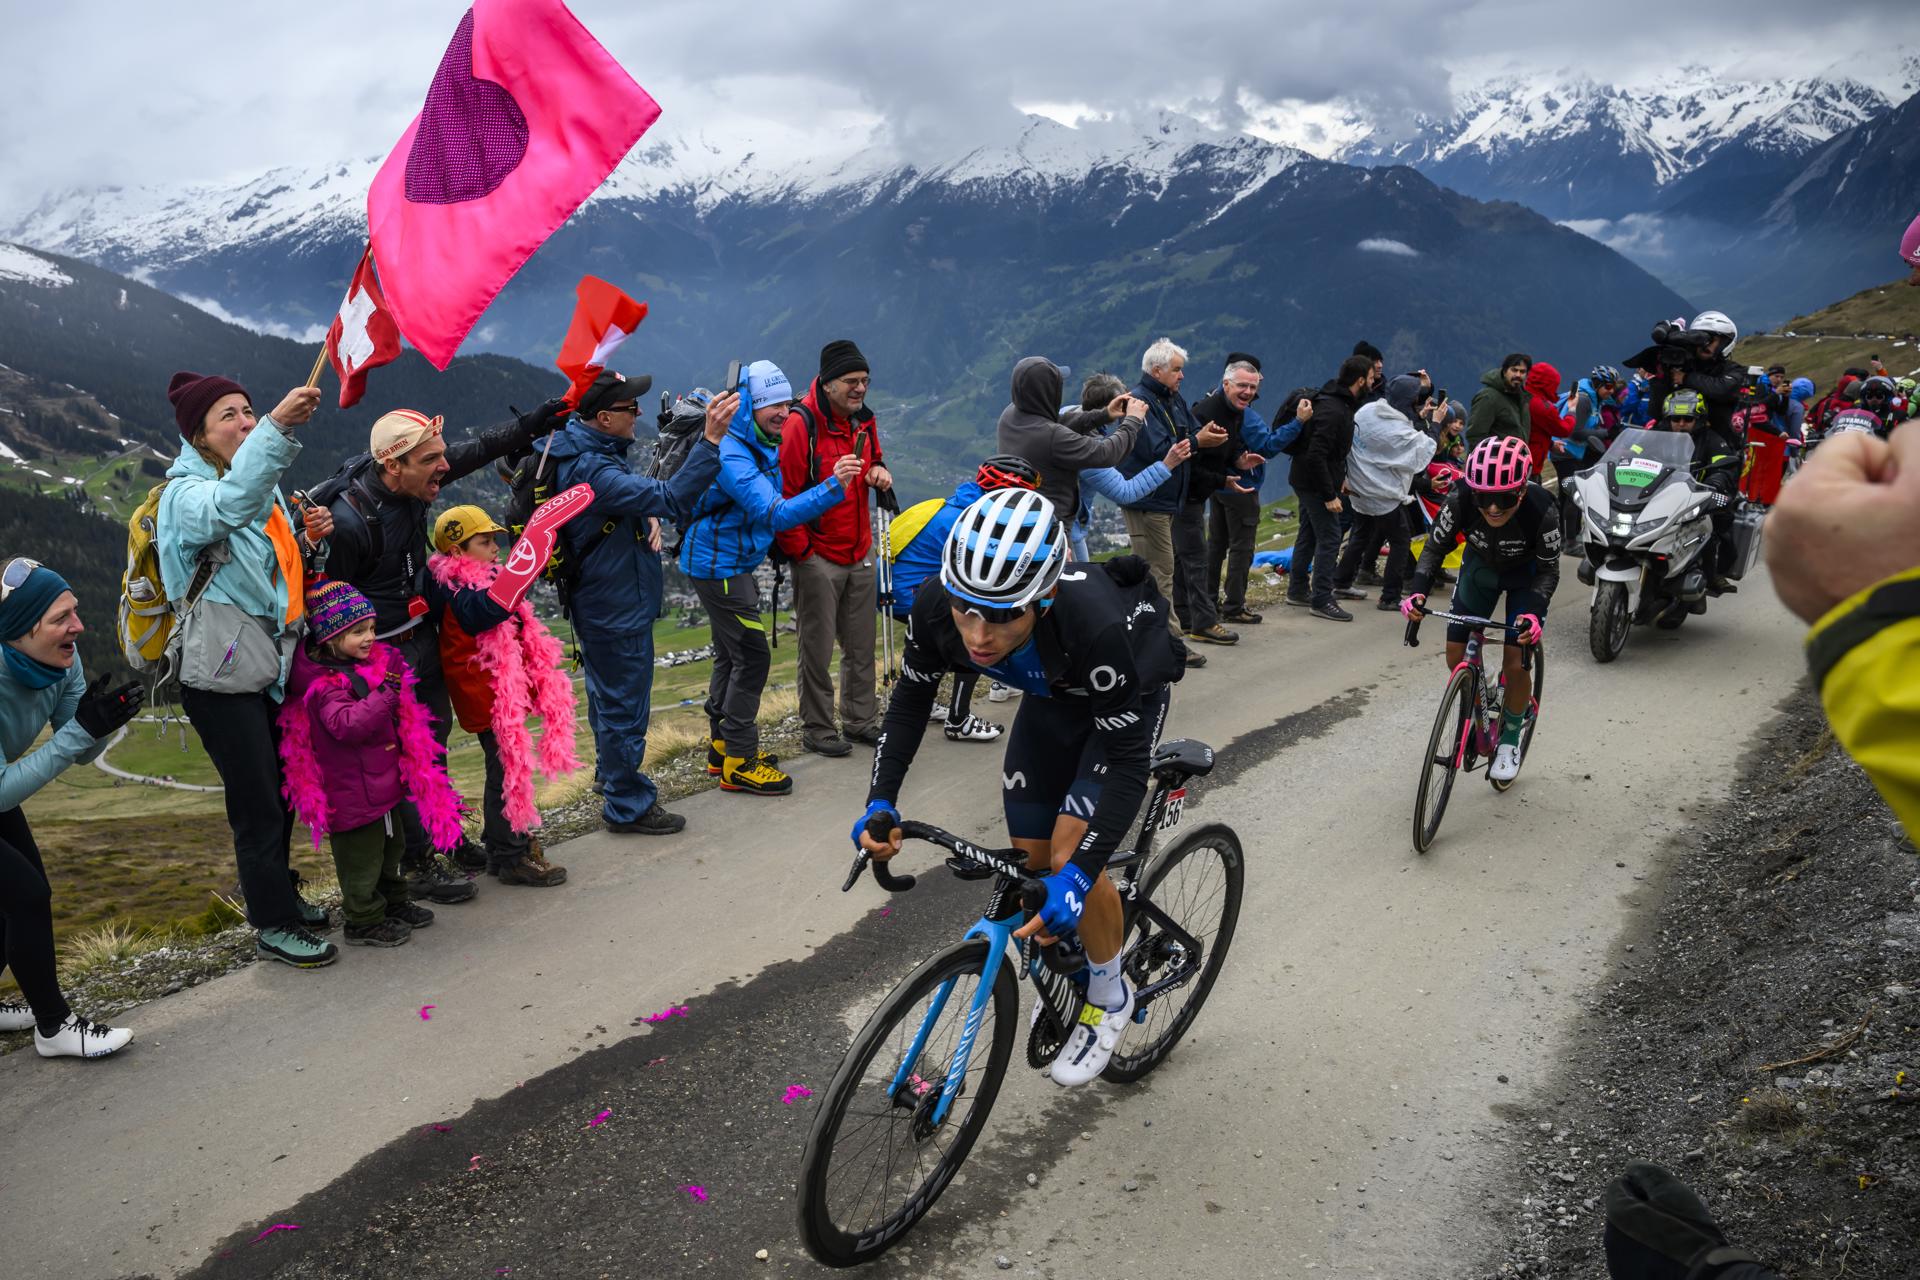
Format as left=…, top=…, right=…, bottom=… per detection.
left=1339, top=62, right=1916, bottom=221
left=3, top=110, right=1691, bottom=467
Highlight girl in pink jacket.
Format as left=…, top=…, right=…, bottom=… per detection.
left=278, top=580, right=464, bottom=948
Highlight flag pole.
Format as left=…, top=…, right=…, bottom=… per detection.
left=308, top=241, right=374, bottom=388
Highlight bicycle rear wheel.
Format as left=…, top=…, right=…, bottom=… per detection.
left=1413, top=666, right=1475, bottom=852
left=797, top=938, right=1017, bottom=1267
left=1104, top=823, right=1244, bottom=1084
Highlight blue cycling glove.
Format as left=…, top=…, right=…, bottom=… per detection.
left=1031, top=864, right=1094, bottom=937
left=852, top=799, right=899, bottom=851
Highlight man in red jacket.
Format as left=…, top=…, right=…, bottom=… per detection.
left=776, top=340, right=894, bottom=757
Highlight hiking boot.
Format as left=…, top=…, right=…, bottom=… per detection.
left=1184, top=650, right=1208, bottom=669
left=1186, top=624, right=1239, bottom=645
left=1376, top=596, right=1403, bottom=612
left=1221, top=607, right=1263, bottom=625
left=290, top=871, right=332, bottom=932
left=1310, top=602, right=1354, bottom=622
left=1283, top=594, right=1311, bottom=607
left=804, top=735, right=853, bottom=758
left=498, top=848, right=568, bottom=886
left=722, top=755, right=793, bottom=796
left=1333, top=586, right=1369, bottom=601
left=944, top=714, right=1003, bottom=743
left=450, top=838, right=489, bottom=873
left=344, top=917, right=412, bottom=948
left=256, top=925, right=340, bottom=969
left=0, top=998, right=39, bottom=1032
left=386, top=901, right=435, bottom=929
left=842, top=724, right=882, bottom=747
left=606, top=802, right=687, bottom=835
left=34, top=1015, right=133, bottom=1060
left=706, top=736, right=725, bottom=777
left=404, top=857, right=478, bottom=904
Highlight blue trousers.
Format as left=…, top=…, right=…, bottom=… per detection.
left=577, top=625, right=658, bottom=824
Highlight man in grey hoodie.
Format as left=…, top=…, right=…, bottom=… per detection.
left=996, top=356, right=1144, bottom=540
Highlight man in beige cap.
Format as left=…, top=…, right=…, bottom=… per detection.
left=308, top=396, right=570, bottom=901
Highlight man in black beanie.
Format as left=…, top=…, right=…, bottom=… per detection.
left=776, top=339, right=894, bottom=756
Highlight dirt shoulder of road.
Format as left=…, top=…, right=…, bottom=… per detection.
left=1478, top=683, right=1920, bottom=1278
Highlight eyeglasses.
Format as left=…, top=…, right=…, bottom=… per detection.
left=1472, top=490, right=1521, bottom=512
left=604, top=403, right=639, bottom=417
left=0, top=557, right=42, bottom=601
left=836, top=377, right=871, bottom=391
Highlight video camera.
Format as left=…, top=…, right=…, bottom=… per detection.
left=1650, top=320, right=1712, bottom=369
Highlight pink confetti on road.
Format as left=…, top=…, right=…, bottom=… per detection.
left=587, top=1109, right=612, bottom=1128
left=641, top=1004, right=690, bottom=1023
left=250, top=1224, right=301, bottom=1244
left=782, top=1085, right=814, bottom=1106
left=426, top=1124, right=452, bottom=1134
left=682, top=1184, right=709, bottom=1203
left=879, top=907, right=892, bottom=918
left=468, top=1154, right=487, bottom=1171
left=646, top=1057, right=668, bottom=1067
left=418, top=1005, right=436, bottom=1021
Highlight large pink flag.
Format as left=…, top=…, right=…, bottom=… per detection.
left=367, top=0, right=660, bottom=370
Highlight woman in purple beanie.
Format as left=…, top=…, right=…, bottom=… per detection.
left=154, top=373, right=340, bottom=970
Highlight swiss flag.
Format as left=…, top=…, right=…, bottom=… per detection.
left=324, top=249, right=402, bottom=408
left=555, top=276, right=647, bottom=406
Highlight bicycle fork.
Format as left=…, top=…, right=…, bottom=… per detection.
left=887, top=917, right=1016, bottom=1128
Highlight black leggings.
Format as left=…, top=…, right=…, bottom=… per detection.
left=948, top=672, right=979, bottom=727
left=0, top=806, right=71, bottom=1032
left=181, top=685, right=304, bottom=930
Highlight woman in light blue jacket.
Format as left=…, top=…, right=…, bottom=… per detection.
left=0, top=560, right=146, bottom=1058
left=157, top=373, right=337, bottom=970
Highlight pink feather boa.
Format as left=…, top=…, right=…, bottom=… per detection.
left=277, top=643, right=466, bottom=852
left=429, top=552, right=580, bottom=833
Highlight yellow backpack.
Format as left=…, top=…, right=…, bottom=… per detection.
left=118, top=482, right=224, bottom=673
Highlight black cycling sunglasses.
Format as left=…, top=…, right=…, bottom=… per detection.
left=1472, top=489, right=1522, bottom=512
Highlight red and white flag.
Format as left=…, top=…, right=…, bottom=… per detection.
left=324, top=249, right=402, bottom=408
left=555, top=276, right=647, bottom=406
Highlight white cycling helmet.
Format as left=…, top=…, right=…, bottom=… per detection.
left=1690, top=310, right=1738, bottom=354
left=941, top=488, right=1067, bottom=611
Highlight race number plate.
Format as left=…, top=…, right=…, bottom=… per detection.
left=1157, top=787, right=1188, bottom=831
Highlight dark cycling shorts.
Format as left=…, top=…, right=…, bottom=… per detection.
left=1447, top=555, right=1546, bottom=644
left=1001, top=686, right=1171, bottom=842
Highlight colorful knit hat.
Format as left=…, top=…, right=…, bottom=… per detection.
left=306, top=579, right=375, bottom=645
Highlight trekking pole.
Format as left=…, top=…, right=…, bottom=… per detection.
left=770, top=558, right=785, bottom=650
left=875, top=486, right=900, bottom=684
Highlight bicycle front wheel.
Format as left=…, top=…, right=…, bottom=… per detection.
left=797, top=938, right=1018, bottom=1268
left=1104, top=823, right=1244, bottom=1084
left=1493, top=645, right=1545, bottom=794
left=1413, top=666, right=1475, bottom=852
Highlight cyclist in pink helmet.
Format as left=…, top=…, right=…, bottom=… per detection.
left=1402, top=434, right=1560, bottom=782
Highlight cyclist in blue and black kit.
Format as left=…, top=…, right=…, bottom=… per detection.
left=856, top=488, right=1187, bottom=1086
left=1402, top=434, right=1560, bottom=783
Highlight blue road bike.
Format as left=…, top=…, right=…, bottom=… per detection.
left=797, top=739, right=1242, bottom=1267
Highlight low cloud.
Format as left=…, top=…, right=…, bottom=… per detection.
left=177, top=292, right=326, bottom=344
left=1562, top=213, right=1672, bottom=260
left=1358, top=238, right=1419, bottom=257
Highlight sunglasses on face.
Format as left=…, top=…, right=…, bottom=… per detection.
left=1472, top=490, right=1521, bottom=512
left=0, top=556, right=42, bottom=601
left=958, top=602, right=1030, bottom=624
left=604, top=403, right=639, bottom=417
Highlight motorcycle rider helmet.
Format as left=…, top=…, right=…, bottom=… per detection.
left=941, top=489, right=1068, bottom=611
left=1898, top=376, right=1918, bottom=396
left=1860, top=376, right=1896, bottom=410
left=1463, top=435, right=1530, bottom=492
left=1689, top=310, right=1738, bottom=355
left=974, top=454, right=1041, bottom=493
left=1663, top=389, right=1706, bottom=422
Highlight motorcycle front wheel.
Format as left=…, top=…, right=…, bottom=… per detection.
left=1589, top=580, right=1630, bottom=663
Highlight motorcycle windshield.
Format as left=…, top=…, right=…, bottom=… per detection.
left=1598, top=429, right=1692, bottom=505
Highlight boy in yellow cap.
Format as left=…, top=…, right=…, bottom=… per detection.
left=427, top=505, right=580, bottom=887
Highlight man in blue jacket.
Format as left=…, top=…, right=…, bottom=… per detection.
left=681, top=362, right=858, bottom=797
left=1115, top=338, right=1227, bottom=653
left=542, top=371, right=728, bottom=835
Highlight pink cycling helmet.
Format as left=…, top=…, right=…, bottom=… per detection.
left=1464, top=435, right=1531, bottom=492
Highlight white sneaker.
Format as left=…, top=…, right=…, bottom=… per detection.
left=1490, top=742, right=1522, bottom=783
left=34, top=1015, right=132, bottom=1060
left=1049, top=980, right=1134, bottom=1087
left=928, top=701, right=950, bottom=721
left=0, top=998, right=36, bottom=1032
left=987, top=681, right=1015, bottom=703
left=944, top=714, right=1004, bottom=743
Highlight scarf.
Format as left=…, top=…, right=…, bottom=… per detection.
left=428, top=552, right=580, bottom=833
left=2, top=645, right=67, bottom=690
left=276, top=642, right=465, bottom=850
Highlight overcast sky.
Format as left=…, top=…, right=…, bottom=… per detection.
left=1, top=0, right=1910, bottom=216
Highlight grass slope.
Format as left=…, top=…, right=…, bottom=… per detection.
left=1742, top=278, right=1920, bottom=391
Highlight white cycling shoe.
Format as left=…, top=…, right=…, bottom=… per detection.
left=34, top=1015, right=132, bottom=1060
left=987, top=681, right=1016, bottom=703
left=1490, top=743, right=1522, bottom=783
left=0, top=998, right=37, bottom=1032
left=944, top=714, right=1004, bottom=743
left=1050, top=980, right=1134, bottom=1087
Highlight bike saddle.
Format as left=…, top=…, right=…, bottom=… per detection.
left=1151, top=738, right=1215, bottom=781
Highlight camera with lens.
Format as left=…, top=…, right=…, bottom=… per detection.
left=1650, top=321, right=1710, bottom=369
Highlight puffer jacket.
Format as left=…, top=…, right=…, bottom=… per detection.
left=540, top=417, right=722, bottom=636
left=1524, top=362, right=1573, bottom=472
left=156, top=418, right=307, bottom=698
left=680, top=401, right=844, bottom=581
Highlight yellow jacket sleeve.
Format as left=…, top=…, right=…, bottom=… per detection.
left=1806, top=564, right=1920, bottom=841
